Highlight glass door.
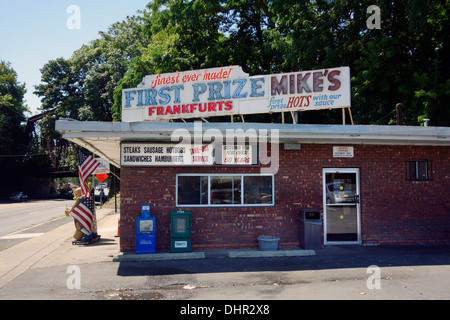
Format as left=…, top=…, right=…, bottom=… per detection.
left=323, top=168, right=361, bottom=244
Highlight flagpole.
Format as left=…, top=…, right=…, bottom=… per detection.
left=92, top=172, right=95, bottom=204
left=113, top=165, right=117, bottom=213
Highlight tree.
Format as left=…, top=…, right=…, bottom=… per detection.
left=34, top=15, right=150, bottom=170
left=0, top=61, right=28, bottom=151
left=35, top=15, right=148, bottom=123
left=72, top=15, right=148, bottom=121
left=0, top=61, right=28, bottom=196
left=34, top=57, right=83, bottom=118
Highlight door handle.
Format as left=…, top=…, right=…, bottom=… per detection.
left=355, top=195, right=360, bottom=204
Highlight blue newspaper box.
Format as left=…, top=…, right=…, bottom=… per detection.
left=136, top=205, right=156, bottom=254
left=136, top=217, right=156, bottom=254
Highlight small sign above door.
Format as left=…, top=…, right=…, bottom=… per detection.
left=333, top=146, right=354, bottom=158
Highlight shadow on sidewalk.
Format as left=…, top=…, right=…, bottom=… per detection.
left=116, top=245, right=450, bottom=277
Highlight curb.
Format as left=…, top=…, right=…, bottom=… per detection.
left=228, top=249, right=315, bottom=258
left=112, top=249, right=316, bottom=262
left=113, top=252, right=205, bottom=262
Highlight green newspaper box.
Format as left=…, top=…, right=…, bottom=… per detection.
left=170, top=211, right=191, bottom=252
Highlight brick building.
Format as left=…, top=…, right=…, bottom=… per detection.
left=56, top=121, right=450, bottom=252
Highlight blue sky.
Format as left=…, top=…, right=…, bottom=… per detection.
left=0, top=0, right=151, bottom=116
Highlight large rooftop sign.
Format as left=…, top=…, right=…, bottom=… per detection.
left=122, top=65, right=350, bottom=122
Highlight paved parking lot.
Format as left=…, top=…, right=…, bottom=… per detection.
left=1, top=243, right=449, bottom=302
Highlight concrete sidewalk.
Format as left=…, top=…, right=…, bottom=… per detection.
left=0, top=206, right=121, bottom=289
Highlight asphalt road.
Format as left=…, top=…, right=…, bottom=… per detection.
left=0, top=199, right=74, bottom=251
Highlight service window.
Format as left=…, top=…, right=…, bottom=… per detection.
left=177, top=174, right=274, bottom=207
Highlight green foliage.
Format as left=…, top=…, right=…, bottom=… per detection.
left=0, top=61, right=28, bottom=155
left=34, top=58, right=83, bottom=119
left=0, top=61, right=29, bottom=196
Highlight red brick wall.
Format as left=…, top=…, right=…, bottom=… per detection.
left=120, top=144, right=450, bottom=252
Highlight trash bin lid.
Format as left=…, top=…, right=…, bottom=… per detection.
left=300, top=210, right=321, bottom=220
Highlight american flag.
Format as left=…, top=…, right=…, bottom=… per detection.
left=71, top=195, right=95, bottom=234
left=77, top=148, right=99, bottom=196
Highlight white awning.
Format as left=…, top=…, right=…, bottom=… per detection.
left=55, top=120, right=450, bottom=168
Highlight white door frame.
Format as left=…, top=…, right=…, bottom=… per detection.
left=323, top=168, right=361, bottom=245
